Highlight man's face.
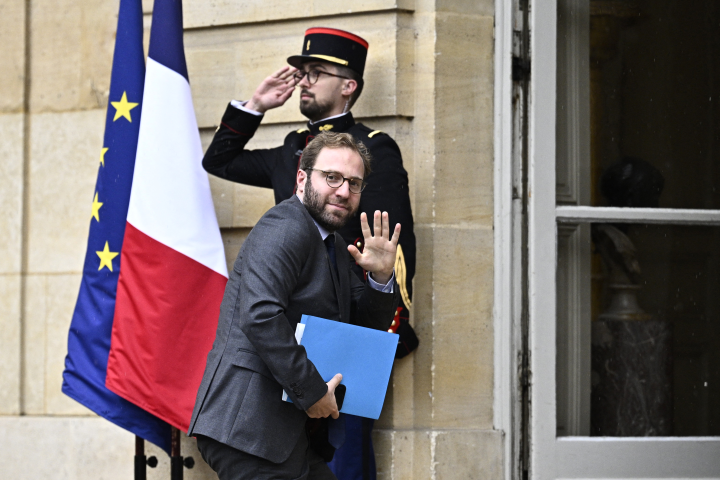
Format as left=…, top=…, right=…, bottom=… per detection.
left=297, top=147, right=364, bottom=231
left=296, top=62, right=347, bottom=121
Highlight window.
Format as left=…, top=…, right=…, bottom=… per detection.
left=525, top=0, right=720, bottom=477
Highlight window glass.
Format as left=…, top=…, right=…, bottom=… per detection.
left=557, top=223, right=720, bottom=436
left=587, top=0, right=720, bottom=209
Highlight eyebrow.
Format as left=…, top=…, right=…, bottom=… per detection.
left=322, top=170, right=364, bottom=181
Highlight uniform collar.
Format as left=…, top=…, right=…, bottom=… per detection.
left=307, top=112, right=355, bottom=135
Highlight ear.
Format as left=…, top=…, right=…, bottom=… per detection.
left=296, top=168, right=308, bottom=197
left=342, top=79, right=358, bottom=97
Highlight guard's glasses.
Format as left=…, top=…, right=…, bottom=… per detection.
left=293, top=69, right=350, bottom=85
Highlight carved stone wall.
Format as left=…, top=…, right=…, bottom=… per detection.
left=0, top=1, right=501, bottom=478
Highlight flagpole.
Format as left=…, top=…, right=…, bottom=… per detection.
left=134, top=436, right=158, bottom=480
left=134, top=436, right=146, bottom=480
left=170, top=427, right=183, bottom=480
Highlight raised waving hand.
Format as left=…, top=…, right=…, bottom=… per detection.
left=347, top=211, right=401, bottom=285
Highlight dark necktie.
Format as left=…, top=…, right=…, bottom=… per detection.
left=323, top=234, right=345, bottom=448
left=324, top=235, right=339, bottom=278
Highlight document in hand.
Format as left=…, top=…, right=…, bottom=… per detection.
left=283, top=314, right=398, bottom=419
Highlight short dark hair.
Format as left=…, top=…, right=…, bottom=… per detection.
left=335, top=65, right=364, bottom=109
left=300, top=132, right=372, bottom=178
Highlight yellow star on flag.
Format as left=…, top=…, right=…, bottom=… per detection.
left=90, top=192, right=103, bottom=222
left=111, top=91, right=139, bottom=122
left=96, top=241, right=119, bottom=271
left=100, top=147, right=109, bottom=166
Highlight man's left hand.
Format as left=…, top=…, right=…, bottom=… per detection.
left=348, top=211, right=400, bottom=285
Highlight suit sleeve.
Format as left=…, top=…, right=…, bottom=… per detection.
left=349, top=282, right=399, bottom=332
left=202, top=103, right=283, bottom=188
left=236, top=211, right=328, bottom=411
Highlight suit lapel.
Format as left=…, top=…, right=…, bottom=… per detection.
left=294, top=197, right=348, bottom=322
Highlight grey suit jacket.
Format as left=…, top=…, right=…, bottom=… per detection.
left=188, top=196, right=398, bottom=463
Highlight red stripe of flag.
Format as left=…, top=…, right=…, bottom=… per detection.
left=106, top=222, right=227, bottom=431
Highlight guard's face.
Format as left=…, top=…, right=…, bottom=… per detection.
left=297, top=147, right=363, bottom=231
left=296, top=62, right=346, bottom=121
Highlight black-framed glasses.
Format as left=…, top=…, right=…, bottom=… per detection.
left=306, top=168, right=367, bottom=194
left=292, top=69, right=350, bottom=86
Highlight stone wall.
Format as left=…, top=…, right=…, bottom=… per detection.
left=0, top=0, right=501, bottom=478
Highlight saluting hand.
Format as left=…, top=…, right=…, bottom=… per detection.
left=245, top=66, right=297, bottom=113
left=348, top=211, right=401, bottom=285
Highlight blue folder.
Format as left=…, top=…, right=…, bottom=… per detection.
left=284, top=314, right=398, bottom=419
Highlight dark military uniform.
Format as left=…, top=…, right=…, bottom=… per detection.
left=203, top=104, right=416, bottom=323
left=203, top=104, right=417, bottom=480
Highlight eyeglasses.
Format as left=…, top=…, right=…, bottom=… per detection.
left=306, top=168, right=367, bottom=194
left=292, top=69, right=350, bottom=86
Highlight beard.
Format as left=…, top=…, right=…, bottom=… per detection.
left=299, top=90, right=334, bottom=121
left=303, top=175, right=358, bottom=231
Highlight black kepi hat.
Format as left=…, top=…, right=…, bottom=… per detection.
left=287, top=27, right=369, bottom=77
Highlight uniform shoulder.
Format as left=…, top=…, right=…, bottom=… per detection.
left=352, top=122, right=386, bottom=137
left=351, top=123, right=403, bottom=170
left=351, top=123, right=399, bottom=147
left=283, top=126, right=310, bottom=143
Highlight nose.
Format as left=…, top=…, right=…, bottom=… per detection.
left=297, top=73, right=311, bottom=88
left=334, top=180, right=351, bottom=198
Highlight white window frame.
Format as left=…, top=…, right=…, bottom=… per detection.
left=493, top=0, right=525, bottom=478
left=520, top=0, right=720, bottom=479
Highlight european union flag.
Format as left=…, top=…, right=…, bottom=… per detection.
left=61, top=0, right=171, bottom=452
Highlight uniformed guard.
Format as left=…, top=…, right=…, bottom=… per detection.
left=202, top=27, right=418, bottom=480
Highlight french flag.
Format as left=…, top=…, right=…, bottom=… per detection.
left=105, top=0, right=228, bottom=432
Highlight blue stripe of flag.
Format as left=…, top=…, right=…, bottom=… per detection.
left=148, top=0, right=189, bottom=81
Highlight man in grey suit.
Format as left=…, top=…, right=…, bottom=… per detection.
left=188, top=132, right=400, bottom=479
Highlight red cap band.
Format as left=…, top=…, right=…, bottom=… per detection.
left=305, top=28, right=369, bottom=49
